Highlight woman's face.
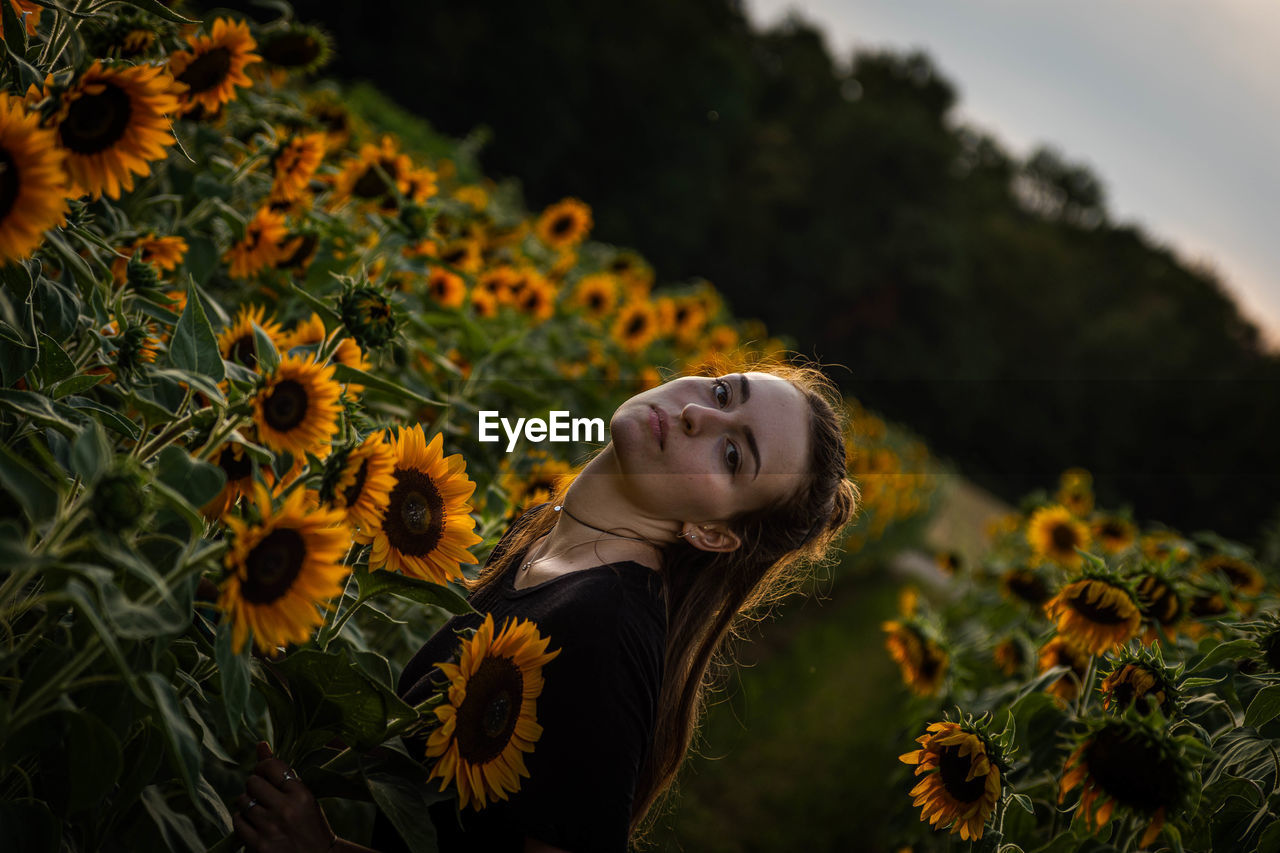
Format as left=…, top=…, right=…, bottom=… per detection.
left=608, top=372, right=811, bottom=526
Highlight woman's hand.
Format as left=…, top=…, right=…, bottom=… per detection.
left=233, top=741, right=338, bottom=852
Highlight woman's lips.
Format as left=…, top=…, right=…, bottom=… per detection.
left=649, top=406, right=666, bottom=448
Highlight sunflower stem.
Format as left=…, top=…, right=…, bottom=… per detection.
left=134, top=409, right=202, bottom=462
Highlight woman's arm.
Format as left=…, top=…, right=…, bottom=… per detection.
left=524, top=836, right=571, bottom=853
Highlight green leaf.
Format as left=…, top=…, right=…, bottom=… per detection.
left=69, top=418, right=110, bottom=483
left=49, top=372, right=106, bottom=399
left=35, top=333, right=75, bottom=386
left=141, top=671, right=209, bottom=823
left=167, top=283, right=225, bottom=381
left=215, top=620, right=251, bottom=735
left=1245, top=684, right=1280, bottom=729
left=333, top=362, right=444, bottom=407
left=35, top=276, right=82, bottom=341
left=1009, top=792, right=1035, bottom=815
left=1188, top=638, right=1257, bottom=673
left=40, top=230, right=100, bottom=291
left=0, top=320, right=37, bottom=387
left=182, top=236, right=218, bottom=285
left=353, top=565, right=474, bottom=616
left=360, top=747, right=450, bottom=853
left=156, top=445, right=226, bottom=509
left=0, top=441, right=60, bottom=524
left=66, top=712, right=124, bottom=813
left=138, top=784, right=206, bottom=852
left=273, top=647, right=416, bottom=751
left=1257, top=818, right=1280, bottom=853
left=252, top=321, right=281, bottom=375
left=61, top=395, right=142, bottom=440
left=111, top=0, right=200, bottom=24
left=0, top=388, right=80, bottom=436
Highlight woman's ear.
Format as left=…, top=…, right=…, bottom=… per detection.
left=681, top=523, right=741, bottom=553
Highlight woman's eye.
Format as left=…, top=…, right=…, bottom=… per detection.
left=725, top=441, right=740, bottom=474
left=713, top=380, right=730, bottom=407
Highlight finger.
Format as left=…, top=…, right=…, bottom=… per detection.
left=244, top=774, right=288, bottom=810
left=232, top=810, right=263, bottom=850
left=257, top=740, right=272, bottom=762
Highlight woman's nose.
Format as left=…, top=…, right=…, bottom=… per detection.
left=680, top=403, right=724, bottom=434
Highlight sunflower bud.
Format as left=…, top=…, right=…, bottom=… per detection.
left=125, top=254, right=160, bottom=291
left=339, top=284, right=397, bottom=350
left=90, top=460, right=151, bottom=530
left=399, top=202, right=434, bottom=238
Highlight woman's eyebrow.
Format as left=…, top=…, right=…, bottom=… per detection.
left=737, top=374, right=750, bottom=403
left=745, top=426, right=761, bottom=481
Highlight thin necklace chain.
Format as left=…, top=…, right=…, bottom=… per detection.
left=520, top=504, right=650, bottom=574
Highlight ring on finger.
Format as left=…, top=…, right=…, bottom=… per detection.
left=281, top=768, right=300, bottom=785
left=245, top=797, right=259, bottom=810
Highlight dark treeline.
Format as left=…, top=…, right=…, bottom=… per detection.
left=248, top=0, right=1278, bottom=544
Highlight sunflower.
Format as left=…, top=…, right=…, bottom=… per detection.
left=1140, top=530, right=1192, bottom=566
left=274, top=231, right=319, bottom=273
left=452, top=184, right=489, bottom=211
left=999, top=566, right=1052, bottom=606
left=666, top=296, right=709, bottom=344
left=338, top=284, right=397, bottom=350
left=993, top=637, right=1026, bottom=677
left=271, top=132, right=326, bottom=202
left=1044, top=577, right=1142, bottom=654
left=1091, top=514, right=1137, bottom=554
left=612, top=300, right=660, bottom=354
left=320, top=435, right=396, bottom=536
left=705, top=325, right=740, bottom=353
left=477, top=266, right=521, bottom=305
left=438, top=239, right=482, bottom=273
left=882, top=620, right=948, bottom=696
left=218, top=482, right=349, bottom=656
left=257, top=21, right=333, bottom=75
left=607, top=250, right=654, bottom=295
left=251, top=353, right=343, bottom=460
left=358, top=425, right=483, bottom=583
left=535, top=197, right=592, bottom=250
left=1055, top=471, right=1094, bottom=517
left=225, top=207, right=290, bottom=278
left=514, top=275, right=556, bottom=323
left=1026, top=504, right=1091, bottom=570
left=427, top=268, right=466, bottom=309
left=332, top=135, right=431, bottom=211
left=1099, top=660, right=1175, bottom=717
left=499, top=454, right=574, bottom=516
left=111, top=233, right=188, bottom=283
left=168, top=17, right=261, bottom=117
left=306, top=94, right=354, bottom=151
left=1059, top=717, right=1197, bottom=848
left=203, top=439, right=257, bottom=519
left=1038, top=636, right=1092, bottom=704
left=934, top=550, right=963, bottom=576
left=0, top=93, right=67, bottom=263
left=570, top=273, right=618, bottom=320
left=282, top=312, right=371, bottom=388
left=1196, top=553, right=1265, bottom=597
left=102, top=316, right=160, bottom=375
left=425, top=614, right=561, bottom=809
left=469, top=286, right=498, bottom=319
left=1133, top=572, right=1183, bottom=637
left=218, top=303, right=286, bottom=371
left=898, top=721, right=1002, bottom=841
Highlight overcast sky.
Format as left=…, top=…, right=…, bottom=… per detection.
left=744, top=0, right=1280, bottom=351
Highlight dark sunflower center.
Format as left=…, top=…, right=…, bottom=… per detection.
left=264, top=379, right=310, bottom=432
left=262, top=32, right=322, bottom=67
left=241, top=528, right=306, bottom=604
left=550, top=214, right=574, bottom=237
left=230, top=333, right=257, bottom=368
left=1050, top=522, right=1079, bottom=553
left=1217, top=562, right=1254, bottom=588
left=1101, top=521, right=1126, bottom=539
left=938, top=745, right=988, bottom=804
left=0, top=150, right=18, bottom=220
left=1137, top=577, right=1180, bottom=624
left=177, top=47, right=233, bottom=95
left=1084, top=726, right=1181, bottom=812
left=1189, top=593, right=1226, bottom=617
left=1006, top=571, right=1049, bottom=605
left=353, top=159, right=396, bottom=199
left=587, top=292, right=604, bottom=310
left=917, top=645, right=943, bottom=681
left=454, top=655, right=524, bottom=764
left=60, top=83, right=133, bottom=154
left=443, top=247, right=467, bottom=266
left=625, top=315, right=647, bottom=336
left=1067, top=584, right=1130, bottom=625
left=342, top=458, right=370, bottom=507
left=277, top=233, right=318, bottom=269
left=384, top=467, right=446, bottom=555
left=217, top=445, right=253, bottom=480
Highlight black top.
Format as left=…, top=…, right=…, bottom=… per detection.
left=370, top=506, right=668, bottom=852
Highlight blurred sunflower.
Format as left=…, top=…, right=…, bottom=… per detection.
left=338, top=283, right=397, bottom=350
left=535, top=197, right=592, bottom=249
left=668, top=297, right=709, bottom=344
left=570, top=273, right=619, bottom=321
left=425, top=614, right=561, bottom=810
left=469, top=286, right=499, bottom=319
left=257, top=21, right=333, bottom=75
left=934, top=550, right=963, bottom=576
left=1044, top=577, right=1142, bottom=654
left=1055, top=478, right=1094, bottom=518
left=999, top=566, right=1052, bottom=607
left=1140, top=530, right=1192, bottom=565
left=1099, top=659, right=1176, bottom=717
left=1196, top=553, right=1265, bottom=597
left=1038, top=636, right=1091, bottom=704
left=898, top=720, right=1003, bottom=841
left=358, top=425, right=483, bottom=584
left=612, top=301, right=660, bottom=354
left=271, top=132, right=325, bottom=202
left=477, top=266, right=521, bottom=305
left=514, top=276, right=556, bottom=323
left=439, top=239, right=483, bottom=273
left=203, top=440, right=256, bottom=519
left=499, top=454, right=574, bottom=516
left=111, top=233, right=188, bottom=284
left=218, top=483, right=349, bottom=656
left=1133, top=571, right=1183, bottom=639
left=251, top=353, right=343, bottom=460
left=168, top=17, right=261, bottom=117
left=992, top=637, right=1026, bottom=677
left=320, top=435, right=396, bottom=536
left=452, top=184, right=489, bottom=210
left=607, top=250, right=654, bottom=295
left=52, top=61, right=179, bottom=201
left=427, top=268, right=466, bottom=309
left=1090, top=514, right=1137, bottom=554
left=1026, top=505, right=1091, bottom=570
left=217, top=303, right=286, bottom=371
left=333, top=135, right=424, bottom=210
left=226, top=207, right=290, bottom=278
left=1059, top=717, right=1197, bottom=848
left=0, top=92, right=66, bottom=263
left=882, top=620, right=948, bottom=696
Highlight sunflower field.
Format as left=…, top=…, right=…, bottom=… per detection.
left=884, top=468, right=1280, bottom=852
left=0, top=2, right=941, bottom=850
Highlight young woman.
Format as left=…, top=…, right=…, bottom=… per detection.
left=233, top=364, right=858, bottom=852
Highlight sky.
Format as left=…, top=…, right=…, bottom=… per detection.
left=744, top=0, right=1280, bottom=351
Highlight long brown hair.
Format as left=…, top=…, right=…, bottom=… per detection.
left=467, top=358, right=859, bottom=844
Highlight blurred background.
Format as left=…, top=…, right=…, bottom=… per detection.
left=207, top=1, right=1280, bottom=848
